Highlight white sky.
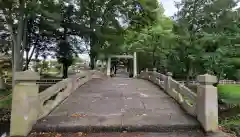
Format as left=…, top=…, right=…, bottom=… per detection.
left=161, top=0, right=180, bottom=16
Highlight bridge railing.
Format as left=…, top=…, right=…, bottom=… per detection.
left=178, top=79, right=240, bottom=85
left=5, top=79, right=63, bottom=86
left=10, top=70, right=101, bottom=136
left=139, top=68, right=218, bottom=133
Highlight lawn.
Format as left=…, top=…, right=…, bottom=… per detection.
left=217, top=84, right=240, bottom=136
left=217, top=84, right=240, bottom=104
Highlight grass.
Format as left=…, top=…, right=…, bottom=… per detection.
left=217, top=84, right=240, bottom=104
left=217, top=84, right=240, bottom=97
left=217, top=84, right=240, bottom=136
left=187, top=84, right=240, bottom=104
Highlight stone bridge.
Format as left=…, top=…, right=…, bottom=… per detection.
left=10, top=69, right=227, bottom=137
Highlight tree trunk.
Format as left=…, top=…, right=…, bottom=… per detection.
left=186, top=63, right=192, bottom=86
left=89, top=48, right=97, bottom=69
left=62, top=64, right=68, bottom=79
left=12, top=0, right=25, bottom=87
left=90, top=55, right=95, bottom=70
left=152, top=43, right=157, bottom=67
left=114, top=63, right=117, bottom=74
left=34, top=50, right=39, bottom=72
left=89, top=0, right=97, bottom=70
left=186, top=73, right=190, bottom=87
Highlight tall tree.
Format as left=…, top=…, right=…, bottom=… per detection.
left=0, top=0, right=61, bottom=85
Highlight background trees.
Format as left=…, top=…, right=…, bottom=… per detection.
left=0, top=0, right=240, bottom=82
left=0, top=0, right=153, bottom=80
left=123, top=0, right=240, bottom=83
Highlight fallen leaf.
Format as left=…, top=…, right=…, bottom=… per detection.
left=76, top=132, right=83, bottom=136
left=55, top=133, right=61, bottom=137
left=71, top=113, right=87, bottom=118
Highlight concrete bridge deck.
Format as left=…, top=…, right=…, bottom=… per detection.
left=32, top=77, right=202, bottom=135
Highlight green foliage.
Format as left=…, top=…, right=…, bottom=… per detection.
left=124, top=2, right=175, bottom=72
left=0, top=89, right=11, bottom=97
left=0, top=94, right=12, bottom=108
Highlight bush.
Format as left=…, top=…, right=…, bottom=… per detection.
left=0, top=95, right=12, bottom=108
left=0, top=89, right=10, bottom=97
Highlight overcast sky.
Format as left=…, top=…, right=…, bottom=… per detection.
left=161, top=0, right=180, bottom=16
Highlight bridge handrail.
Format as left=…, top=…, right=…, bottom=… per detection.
left=139, top=70, right=197, bottom=116
left=139, top=69, right=219, bottom=132
left=5, top=79, right=63, bottom=85
left=169, top=78, right=197, bottom=116
left=38, top=72, right=93, bottom=119
left=178, top=80, right=240, bottom=85
left=10, top=70, right=104, bottom=136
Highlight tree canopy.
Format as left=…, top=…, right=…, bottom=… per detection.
left=1, top=0, right=240, bottom=82
left=123, top=0, right=240, bottom=82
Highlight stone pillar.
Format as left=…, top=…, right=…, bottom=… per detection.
left=60, top=64, right=63, bottom=77
left=197, top=74, right=218, bottom=132
left=10, top=70, right=40, bottom=136
left=165, top=72, right=172, bottom=92
left=153, top=68, right=157, bottom=72
left=107, top=57, right=111, bottom=76
left=100, top=60, right=104, bottom=71
left=133, top=52, right=137, bottom=77
left=125, top=67, right=128, bottom=73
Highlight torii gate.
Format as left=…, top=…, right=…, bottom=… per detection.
left=107, top=52, right=137, bottom=77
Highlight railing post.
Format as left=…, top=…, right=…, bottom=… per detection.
left=153, top=68, right=157, bottom=73
left=107, top=57, right=111, bottom=76
left=145, top=68, right=148, bottom=72
left=197, top=74, right=218, bottom=132
left=133, top=52, right=137, bottom=77
left=10, top=70, right=40, bottom=136
left=165, top=72, right=172, bottom=92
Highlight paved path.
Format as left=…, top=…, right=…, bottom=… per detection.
left=33, top=77, right=201, bottom=134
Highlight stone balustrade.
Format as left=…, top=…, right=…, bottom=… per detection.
left=139, top=68, right=218, bottom=133
left=10, top=70, right=99, bottom=136
left=5, top=78, right=63, bottom=86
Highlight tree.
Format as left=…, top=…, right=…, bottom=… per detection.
left=56, top=40, right=75, bottom=78
left=0, top=0, right=61, bottom=86
left=124, top=1, right=174, bottom=72
left=170, top=0, right=240, bottom=82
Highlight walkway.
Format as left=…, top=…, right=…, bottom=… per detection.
left=32, top=77, right=203, bottom=136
